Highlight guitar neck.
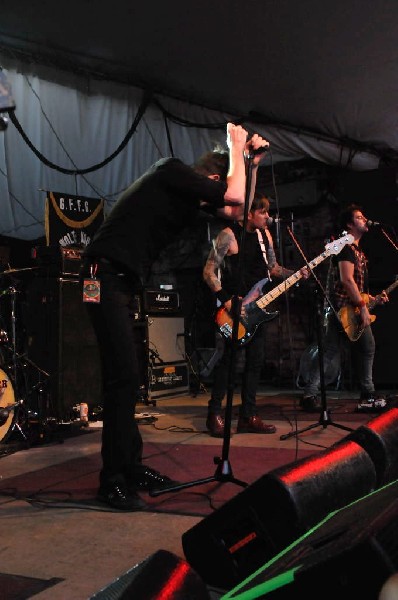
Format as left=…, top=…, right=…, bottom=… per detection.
left=256, top=250, right=330, bottom=310
left=368, top=279, right=398, bottom=311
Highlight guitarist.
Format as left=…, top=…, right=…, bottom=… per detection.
left=301, top=204, right=389, bottom=413
left=203, top=192, right=310, bottom=437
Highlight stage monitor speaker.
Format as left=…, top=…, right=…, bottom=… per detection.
left=89, top=549, right=212, bottom=599
left=147, top=316, right=185, bottom=363
left=26, top=276, right=102, bottom=421
left=345, top=407, right=398, bottom=486
left=223, top=478, right=398, bottom=599
left=182, top=440, right=377, bottom=589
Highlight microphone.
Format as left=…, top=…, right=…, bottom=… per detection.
left=0, top=401, right=22, bottom=423
left=246, top=143, right=270, bottom=157
left=366, top=220, right=382, bottom=227
left=266, top=216, right=284, bottom=226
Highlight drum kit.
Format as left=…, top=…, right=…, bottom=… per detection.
left=0, top=265, right=49, bottom=446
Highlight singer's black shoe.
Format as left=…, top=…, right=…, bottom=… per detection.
left=128, top=467, right=178, bottom=493
left=97, top=483, right=147, bottom=511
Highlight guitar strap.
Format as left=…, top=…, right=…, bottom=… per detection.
left=256, top=228, right=272, bottom=281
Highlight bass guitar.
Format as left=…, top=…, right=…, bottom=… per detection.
left=338, top=278, right=398, bottom=341
left=215, top=233, right=354, bottom=346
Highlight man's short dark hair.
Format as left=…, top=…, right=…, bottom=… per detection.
left=339, top=203, right=363, bottom=231
left=192, top=151, right=229, bottom=181
left=251, top=192, right=270, bottom=213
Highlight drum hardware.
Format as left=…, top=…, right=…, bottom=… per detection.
left=0, top=270, right=73, bottom=445
left=0, top=400, right=23, bottom=424
left=0, top=279, right=50, bottom=444
left=0, top=267, right=38, bottom=276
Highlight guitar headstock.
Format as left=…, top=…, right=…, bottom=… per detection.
left=324, top=233, right=354, bottom=255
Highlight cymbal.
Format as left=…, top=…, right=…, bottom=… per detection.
left=0, top=267, right=38, bottom=276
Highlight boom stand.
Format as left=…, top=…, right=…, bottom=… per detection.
left=149, top=155, right=259, bottom=497
left=280, top=285, right=354, bottom=441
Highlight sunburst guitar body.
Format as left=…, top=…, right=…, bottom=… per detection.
left=215, top=233, right=354, bottom=346
left=338, top=278, right=398, bottom=341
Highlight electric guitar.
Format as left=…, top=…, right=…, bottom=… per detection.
left=338, top=279, right=398, bottom=341
left=215, top=233, right=354, bottom=346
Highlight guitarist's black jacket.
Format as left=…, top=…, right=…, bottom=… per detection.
left=221, top=222, right=271, bottom=298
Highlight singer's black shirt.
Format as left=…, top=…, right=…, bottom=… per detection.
left=84, top=158, right=226, bottom=282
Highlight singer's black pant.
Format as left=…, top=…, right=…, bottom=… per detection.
left=82, top=259, right=146, bottom=490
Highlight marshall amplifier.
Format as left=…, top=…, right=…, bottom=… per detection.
left=144, top=289, right=180, bottom=314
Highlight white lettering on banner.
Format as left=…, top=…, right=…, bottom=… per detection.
left=58, top=230, right=91, bottom=247
left=59, top=231, right=77, bottom=246
left=80, top=231, right=91, bottom=246
left=58, top=197, right=92, bottom=214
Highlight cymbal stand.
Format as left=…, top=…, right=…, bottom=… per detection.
left=4, top=286, right=30, bottom=441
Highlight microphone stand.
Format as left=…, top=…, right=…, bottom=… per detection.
left=149, top=154, right=258, bottom=497
left=280, top=228, right=354, bottom=441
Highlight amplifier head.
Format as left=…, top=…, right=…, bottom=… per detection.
left=144, top=289, right=180, bottom=314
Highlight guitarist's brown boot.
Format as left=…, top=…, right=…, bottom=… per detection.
left=237, top=415, right=276, bottom=434
left=206, top=414, right=225, bottom=438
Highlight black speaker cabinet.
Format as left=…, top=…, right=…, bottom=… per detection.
left=26, top=276, right=102, bottom=421
left=182, top=439, right=377, bottom=589
left=225, top=479, right=398, bottom=599
left=89, top=549, right=211, bottom=600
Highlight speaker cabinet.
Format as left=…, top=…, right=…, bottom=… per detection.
left=147, top=316, right=185, bottom=363
left=182, top=440, right=377, bottom=589
left=26, top=276, right=102, bottom=421
left=225, top=479, right=398, bottom=599
left=90, top=549, right=211, bottom=599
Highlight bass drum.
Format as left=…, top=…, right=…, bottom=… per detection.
left=0, top=368, right=16, bottom=443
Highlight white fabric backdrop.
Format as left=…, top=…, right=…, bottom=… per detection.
left=0, top=56, right=380, bottom=240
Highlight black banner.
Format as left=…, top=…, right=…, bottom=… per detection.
left=45, top=191, right=104, bottom=247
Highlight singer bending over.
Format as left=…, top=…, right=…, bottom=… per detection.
left=301, top=204, right=389, bottom=413
left=203, top=192, right=310, bottom=437
left=81, top=123, right=269, bottom=511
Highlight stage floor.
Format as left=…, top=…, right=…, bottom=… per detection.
left=0, top=385, right=392, bottom=599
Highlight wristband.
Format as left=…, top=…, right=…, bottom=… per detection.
left=216, top=289, right=232, bottom=304
left=357, top=299, right=366, bottom=308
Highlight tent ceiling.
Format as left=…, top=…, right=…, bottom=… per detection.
left=2, top=1, right=398, bottom=159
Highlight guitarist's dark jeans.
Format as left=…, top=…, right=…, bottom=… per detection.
left=303, top=314, right=376, bottom=398
left=208, top=323, right=267, bottom=418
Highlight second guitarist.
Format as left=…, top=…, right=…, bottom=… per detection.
left=203, top=192, right=309, bottom=437
left=302, top=204, right=389, bottom=413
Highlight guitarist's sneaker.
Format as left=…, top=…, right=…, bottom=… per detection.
left=237, top=415, right=276, bottom=434
left=356, top=393, right=387, bottom=413
left=206, top=414, right=226, bottom=438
